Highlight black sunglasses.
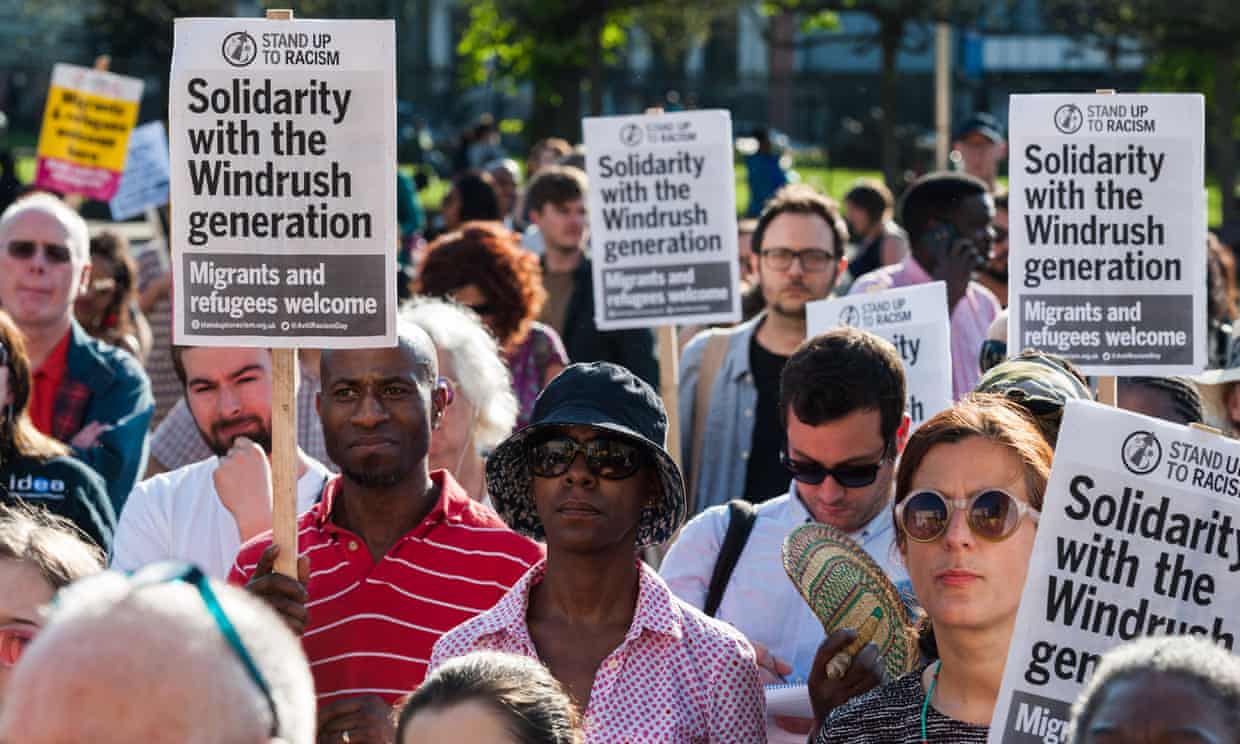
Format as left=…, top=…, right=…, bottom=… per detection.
left=7, top=240, right=73, bottom=264
left=128, top=563, right=280, bottom=737
left=780, top=447, right=888, bottom=488
left=527, top=435, right=644, bottom=480
left=465, top=303, right=496, bottom=316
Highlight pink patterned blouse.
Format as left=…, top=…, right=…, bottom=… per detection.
left=431, top=559, right=768, bottom=743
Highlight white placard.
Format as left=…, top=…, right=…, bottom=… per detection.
left=110, top=121, right=170, bottom=221
left=583, top=110, right=740, bottom=330
left=170, top=18, right=396, bottom=348
left=989, top=401, right=1240, bottom=742
left=1007, top=93, right=1206, bottom=376
left=807, top=282, right=952, bottom=429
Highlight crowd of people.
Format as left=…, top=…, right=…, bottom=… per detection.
left=0, top=109, right=1237, bottom=743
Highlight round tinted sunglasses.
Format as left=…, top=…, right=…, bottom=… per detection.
left=779, top=448, right=887, bottom=489
left=527, top=436, right=643, bottom=480
left=895, top=489, right=1040, bottom=543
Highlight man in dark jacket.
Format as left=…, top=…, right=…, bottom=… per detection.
left=0, top=194, right=153, bottom=512
left=526, top=166, right=659, bottom=389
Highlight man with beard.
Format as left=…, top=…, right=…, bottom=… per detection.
left=975, top=190, right=1009, bottom=307
left=680, top=184, right=848, bottom=513
left=111, top=347, right=332, bottom=578
left=231, top=322, right=544, bottom=744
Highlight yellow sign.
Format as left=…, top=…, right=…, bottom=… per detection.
left=34, top=64, right=144, bottom=200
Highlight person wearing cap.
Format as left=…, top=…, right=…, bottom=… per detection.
left=851, top=172, right=1000, bottom=399
left=231, top=320, right=544, bottom=744
left=951, top=113, right=1006, bottom=193
left=973, top=349, right=1094, bottom=446
left=430, top=361, right=767, bottom=743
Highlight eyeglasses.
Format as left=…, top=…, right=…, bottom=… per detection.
left=6, top=240, right=73, bottom=264
left=527, top=435, right=644, bottom=480
left=128, top=562, right=280, bottom=737
left=0, top=623, right=37, bottom=667
left=895, top=489, right=1040, bottom=543
left=780, top=448, right=887, bottom=488
left=759, top=248, right=837, bottom=273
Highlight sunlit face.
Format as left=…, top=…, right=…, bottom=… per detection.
left=1077, top=671, right=1238, bottom=744
left=74, top=255, right=119, bottom=328
left=530, top=424, right=652, bottom=554
left=401, top=700, right=520, bottom=744
left=0, top=210, right=90, bottom=331
left=0, top=559, right=56, bottom=705
left=756, top=212, right=841, bottom=319
left=529, top=199, right=586, bottom=255
left=901, top=436, right=1037, bottom=635
left=986, top=206, right=1009, bottom=278
left=181, top=347, right=274, bottom=456
left=786, top=408, right=897, bottom=533
left=954, top=132, right=1006, bottom=183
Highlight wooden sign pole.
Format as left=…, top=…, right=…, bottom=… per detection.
left=658, top=325, right=681, bottom=469
left=1093, top=89, right=1118, bottom=409
left=267, top=8, right=298, bottom=578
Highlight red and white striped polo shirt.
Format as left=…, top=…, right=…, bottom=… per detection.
left=229, top=470, right=544, bottom=704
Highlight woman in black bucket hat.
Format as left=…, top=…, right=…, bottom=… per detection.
left=430, top=362, right=767, bottom=743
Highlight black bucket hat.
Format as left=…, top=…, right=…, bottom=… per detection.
left=485, top=362, right=687, bottom=547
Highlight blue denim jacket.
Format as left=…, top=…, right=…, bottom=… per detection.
left=679, top=313, right=781, bottom=515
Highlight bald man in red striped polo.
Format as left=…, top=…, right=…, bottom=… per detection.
left=231, top=322, right=543, bottom=744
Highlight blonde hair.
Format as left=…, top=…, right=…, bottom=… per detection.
left=0, top=502, right=103, bottom=590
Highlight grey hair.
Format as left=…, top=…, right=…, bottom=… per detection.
left=401, top=297, right=517, bottom=453
left=0, top=192, right=90, bottom=264
left=44, top=571, right=316, bottom=744
left=1067, top=636, right=1240, bottom=742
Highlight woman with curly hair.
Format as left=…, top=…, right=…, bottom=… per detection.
left=415, top=221, right=568, bottom=428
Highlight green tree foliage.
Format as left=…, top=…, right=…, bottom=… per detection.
left=1042, top=0, right=1240, bottom=221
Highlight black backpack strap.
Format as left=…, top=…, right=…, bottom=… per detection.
left=703, top=499, right=759, bottom=617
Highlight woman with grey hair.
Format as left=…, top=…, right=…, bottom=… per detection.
left=1067, top=636, right=1240, bottom=743
left=403, top=297, right=518, bottom=503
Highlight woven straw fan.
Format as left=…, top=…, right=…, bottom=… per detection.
left=781, top=522, right=918, bottom=680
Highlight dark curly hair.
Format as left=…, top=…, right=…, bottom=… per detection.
left=414, top=221, right=546, bottom=350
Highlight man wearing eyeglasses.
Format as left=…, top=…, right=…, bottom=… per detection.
left=663, top=328, right=910, bottom=742
left=0, top=193, right=153, bottom=513
left=680, top=184, right=847, bottom=514
left=975, top=190, right=1009, bottom=308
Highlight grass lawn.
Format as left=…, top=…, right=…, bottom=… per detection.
left=17, top=155, right=1229, bottom=227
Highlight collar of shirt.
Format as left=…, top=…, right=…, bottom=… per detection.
left=790, top=480, right=895, bottom=545
left=471, top=558, right=685, bottom=649
left=314, top=469, right=472, bottom=538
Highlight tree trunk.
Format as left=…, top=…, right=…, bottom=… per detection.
left=878, top=19, right=903, bottom=189
left=1215, top=48, right=1238, bottom=224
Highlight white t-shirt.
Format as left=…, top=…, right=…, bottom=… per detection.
left=112, top=456, right=332, bottom=579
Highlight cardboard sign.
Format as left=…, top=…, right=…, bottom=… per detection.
left=989, top=401, right=1240, bottom=743
left=807, top=282, right=952, bottom=429
left=34, top=64, right=143, bottom=200
left=109, top=121, right=170, bottom=221
left=1007, top=93, right=1206, bottom=375
left=583, top=110, right=740, bottom=330
left=170, top=18, right=396, bottom=348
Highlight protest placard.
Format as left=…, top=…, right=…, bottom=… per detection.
left=1007, top=93, right=1206, bottom=376
left=583, top=110, right=740, bottom=331
left=170, top=17, right=396, bottom=348
left=34, top=63, right=143, bottom=200
left=806, top=282, right=952, bottom=429
left=109, top=121, right=170, bottom=221
left=989, top=401, right=1240, bottom=743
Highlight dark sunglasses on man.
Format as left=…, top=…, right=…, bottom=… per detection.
left=6, top=240, right=73, bottom=264
left=779, top=445, right=889, bottom=489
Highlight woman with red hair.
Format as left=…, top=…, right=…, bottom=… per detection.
left=415, top=222, right=568, bottom=428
